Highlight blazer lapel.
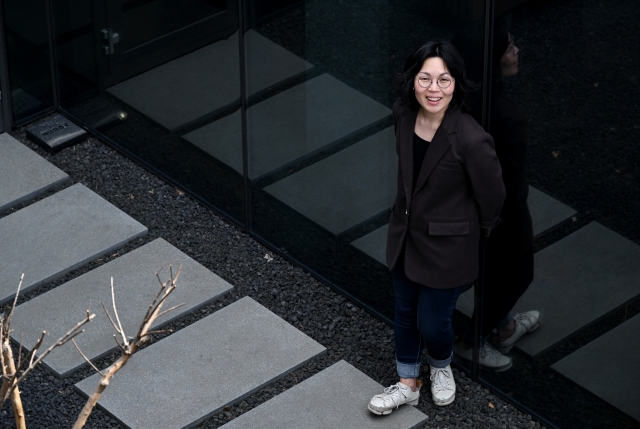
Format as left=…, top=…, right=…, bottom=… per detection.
left=399, top=109, right=417, bottom=206
left=412, top=108, right=460, bottom=197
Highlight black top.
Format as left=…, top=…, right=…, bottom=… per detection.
left=413, top=132, right=430, bottom=188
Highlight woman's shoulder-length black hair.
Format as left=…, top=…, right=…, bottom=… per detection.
left=396, top=39, right=477, bottom=112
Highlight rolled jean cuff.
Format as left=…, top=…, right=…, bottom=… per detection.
left=427, top=352, right=453, bottom=369
left=396, top=360, right=421, bottom=378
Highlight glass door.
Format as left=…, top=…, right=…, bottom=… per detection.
left=102, top=0, right=237, bottom=86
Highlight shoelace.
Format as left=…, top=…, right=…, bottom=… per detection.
left=481, top=344, right=504, bottom=363
left=430, top=368, right=451, bottom=392
left=513, top=312, right=535, bottom=329
left=376, top=384, right=402, bottom=408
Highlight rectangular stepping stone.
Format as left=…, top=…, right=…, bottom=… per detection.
left=75, top=297, right=326, bottom=429
left=552, top=315, right=640, bottom=422
left=108, top=30, right=312, bottom=132
left=528, top=186, right=576, bottom=236
left=184, top=73, right=391, bottom=179
left=264, top=127, right=396, bottom=234
left=11, top=238, right=232, bottom=377
left=0, top=133, right=69, bottom=212
left=26, top=113, right=87, bottom=153
left=0, top=183, right=147, bottom=304
left=456, top=222, right=640, bottom=356
left=221, top=360, right=428, bottom=429
left=351, top=224, right=388, bottom=265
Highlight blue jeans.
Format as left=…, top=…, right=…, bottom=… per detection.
left=393, top=265, right=464, bottom=378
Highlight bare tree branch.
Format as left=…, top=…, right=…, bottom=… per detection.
left=73, top=264, right=184, bottom=429
left=110, top=278, right=128, bottom=347
left=71, top=339, right=104, bottom=376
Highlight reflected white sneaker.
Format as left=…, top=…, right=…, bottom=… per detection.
left=495, top=310, right=540, bottom=354
left=367, top=381, right=421, bottom=415
left=453, top=342, right=512, bottom=372
left=430, top=365, right=456, bottom=406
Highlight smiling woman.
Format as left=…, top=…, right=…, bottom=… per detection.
left=367, top=40, right=506, bottom=415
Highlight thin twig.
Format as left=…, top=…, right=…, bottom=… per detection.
left=71, top=339, right=104, bottom=376
left=113, top=334, right=126, bottom=353
left=154, top=303, right=185, bottom=319
left=141, top=329, right=172, bottom=337
left=110, top=278, right=128, bottom=347
left=101, top=301, right=119, bottom=333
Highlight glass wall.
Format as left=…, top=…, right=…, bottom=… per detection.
left=474, top=1, right=640, bottom=428
left=52, top=0, right=245, bottom=223
left=40, top=0, right=640, bottom=427
left=2, top=0, right=56, bottom=124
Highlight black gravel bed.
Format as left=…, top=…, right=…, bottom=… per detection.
left=0, top=119, right=547, bottom=429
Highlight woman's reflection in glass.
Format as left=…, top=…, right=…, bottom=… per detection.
left=453, top=26, right=540, bottom=371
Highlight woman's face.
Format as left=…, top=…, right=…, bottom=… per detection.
left=414, top=57, right=456, bottom=118
left=500, top=34, right=519, bottom=77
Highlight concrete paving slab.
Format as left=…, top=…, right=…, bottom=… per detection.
left=264, top=127, right=396, bottom=234
left=351, top=224, right=388, bottom=265
left=552, top=314, right=640, bottom=422
left=456, top=222, right=640, bottom=356
left=11, top=238, right=232, bottom=377
left=185, top=74, right=391, bottom=179
left=0, top=183, right=147, bottom=304
left=108, top=30, right=312, bottom=131
left=528, top=186, right=576, bottom=236
left=221, top=360, right=428, bottom=429
left=0, top=133, right=69, bottom=212
left=26, top=113, right=87, bottom=153
left=75, top=297, right=326, bottom=429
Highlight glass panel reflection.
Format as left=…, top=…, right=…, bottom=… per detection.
left=471, top=1, right=640, bottom=428
left=2, top=0, right=55, bottom=123
left=246, top=0, right=487, bottom=321
left=53, top=0, right=244, bottom=222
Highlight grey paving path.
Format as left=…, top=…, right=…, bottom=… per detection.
left=108, top=30, right=312, bottom=131
left=528, top=186, right=576, bottom=236
left=552, top=314, right=640, bottom=422
left=456, top=222, right=640, bottom=356
left=75, top=297, right=326, bottom=429
left=352, top=224, right=388, bottom=264
left=184, top=73, right=391, bottom=179
left=11, top=238, right=232, bottom=377
left=264, top=127, right=396, bottom=234
left=221, top=360, right=428, bottom=429
left=0, top=133, right=69, bottom=212
left=0, top=183, right=147, bottom=304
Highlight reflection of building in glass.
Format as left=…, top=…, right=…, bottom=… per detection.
left=0, top=0, right=639, bottom=427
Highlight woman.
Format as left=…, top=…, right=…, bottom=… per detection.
left=453, top=27, right=540, bottom=371
left=367, top=40, right=505, bottom=414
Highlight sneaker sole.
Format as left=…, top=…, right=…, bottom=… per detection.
left=452, top=354, right=513, bottom=372
left=433, top=393, right=455, bottom=406
left=367, top=398, right=419, bottom=415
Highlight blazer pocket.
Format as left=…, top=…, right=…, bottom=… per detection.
left=429, top=221, right=470, bottom=236
left=436, top=160, right=459, bottom=170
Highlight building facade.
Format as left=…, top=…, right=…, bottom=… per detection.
left=1, top=0, right=639, bottom=427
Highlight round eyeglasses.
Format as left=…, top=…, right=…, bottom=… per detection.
left=416, top=75, right=453, bottom=89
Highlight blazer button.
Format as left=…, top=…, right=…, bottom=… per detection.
left=405, top=210, right=408, bottom=215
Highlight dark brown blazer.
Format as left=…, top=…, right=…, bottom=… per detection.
left=386, top=100, right=506, bottom=289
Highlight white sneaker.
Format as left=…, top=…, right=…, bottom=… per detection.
left=453, top=342, right=512, bottom=372
left=495, top=310, right=540, bottom=353
left=430, top=365, right=456, bottom=406
left=368, top=381, right=421, bottom=415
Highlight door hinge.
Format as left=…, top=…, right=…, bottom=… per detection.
left=101, top=29, right=120, bottom=56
